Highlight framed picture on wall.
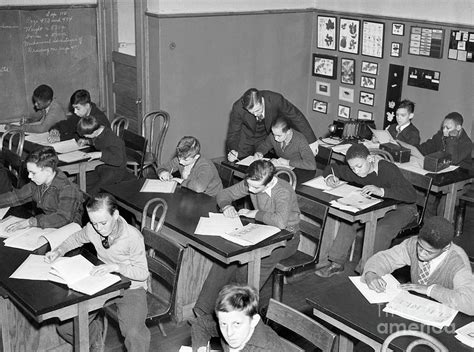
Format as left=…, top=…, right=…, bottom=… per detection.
left=359, top=91, right=375, bottom=106
left=317, top=16, right=337, bottom=50
left=315, top=81, right=331, bottom=96
left=361, top=60, right=378, bottom=75
left=391, top=42, right=402, bottom=57
left=338, top=105, right=351, bottom=119
left=312, top=54, right=337, bottom=79
left=313, top=99, right=328, bottom=114
left=339, top=18, right=360, bottom=54
left=340, top=58, right=355, bottom=85
left=392, top=23, right=405, bottom=36
left=360, top=75, right=376, bottom=89
left=362, top=20, right=385, bottom=58
left=339, top=87, right=354, bottom=103
left=358, top=110, right=373, bottom=120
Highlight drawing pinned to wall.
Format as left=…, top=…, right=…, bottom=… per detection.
left=339, top=18, right=360, bottom=54
left=358, top=110, right=373, bottom=120
left=361, top=61, right=378, bottom=75
left=360, top=91, right=375, bottom=106
left=448, top=30, right=474, bottom=62
left=339, top=87, right=354, bottom=103
left=315, top=80, right=331, bottom=96
left=317, top=16, right=337, bottom=50
left=362, top=21, right=384, bottom=58
left=313, top=99, right=328, bottom=114
left=312, top=53, right=337, bottom=79
left=409, top=26, right=444, bottom=58
left=360, top=75, right=376, bottom=89
left=341, top=58, right=355, bottom=85
left=338, top=105, right=351, bottom=119
left=390, top=42, right=402, bottom=57
left=392, top=23, right=405, bottom=36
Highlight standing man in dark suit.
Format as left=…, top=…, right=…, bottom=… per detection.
left=226, top=88, right=318, bottom=161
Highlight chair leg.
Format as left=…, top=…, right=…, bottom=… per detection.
left=158, top=322, right=167, bottom=337
left=102, top=314, right=109, bottom=348
left=455, top=199, right=467, bottom=237
left=272, top=271, right=284, bottom=302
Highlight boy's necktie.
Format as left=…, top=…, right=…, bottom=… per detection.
left=418, top=261, right=430, bottom=285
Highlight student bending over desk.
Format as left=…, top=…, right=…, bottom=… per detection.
left=0, top=146, right=83, bottom=232
left=46, top=193, right=150, bottom=352
left=315, top=143, right=417, bottom=278
left=192, top=284, right=286, bottom=352
left=77, top=115, right=127, bottom=196
left=363, top=216, right=474, bottom=316
left=156, top=136, right=223, bottom=196
left=193, top=160, right=300, bottom=316
left=254, top=117, right=316, bottom=170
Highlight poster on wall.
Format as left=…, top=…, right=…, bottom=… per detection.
left=408, top=26, right=444, bottom=58
left=362, top=21, right=385, bottom=58
left=339, top=18, right=360, bottom=54
left=317, top=16, right=337, bottom=50
left=341, top=58, right=355, bottom=85
left=448, top=30, right=474, bottom=62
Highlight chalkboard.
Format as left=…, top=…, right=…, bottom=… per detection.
left=0, top=6, right=99, bottom=122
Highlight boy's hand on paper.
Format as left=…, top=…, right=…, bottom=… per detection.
left=399, top=283, right=428, bottom=295
left=227, top=150, right=239, bottom=162
left=365, top=272, right=386, bottom=292
left=238, top=209, right=257, bottom=218
left=45, top=250, right=61, bottom=263
left=222, top=206, right=239, bottom=218
left=47, top=129, right=61, bottom=143
left=159, top=171, right=172, bottom=181
left=86, top=152, right=102, bottom=161
left=254, top=152, right=264, bottom=160
left=361, top=185, right=383, bottom=197
left=90, top=263, right=119, bottom=276
left=5, top=219, right=30, bottom=233
left=77, top=138, right=89, bottom=147
left=325, top=175, right=340, bottom=188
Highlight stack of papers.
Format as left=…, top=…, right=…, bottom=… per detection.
left=330, top=190, right=382, bottom=212
left=140, top=179, right=177, bottom=193
left=455, top=322, right=474, bottom=347
left=195, top=213, right=243, bottom=236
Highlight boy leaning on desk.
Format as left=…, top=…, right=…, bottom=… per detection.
left=315, top=143, right=418, bottom=278
left=363, top=216, right=474, bottom=316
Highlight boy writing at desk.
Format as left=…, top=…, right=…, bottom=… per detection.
left=254, top=117, right=316, bottom=170
left=363, top=216, right=474, bottom=316
left=0, top=146, right=83, bottom=232
left=315, top=143, right=417, bottom=277
left=156, top=136, right=223, bottom=196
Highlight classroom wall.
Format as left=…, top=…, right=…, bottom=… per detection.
left=0, top=0, right=95, bottom=5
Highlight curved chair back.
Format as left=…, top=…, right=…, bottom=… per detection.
left=381, top=330, right=448, bottom=352
left=141, top=110, right=170, bottom=166
left=0, top=128, right=25, bottom=156
left=275, top=167, right=297, bottom=190
left=368, top=148, right=395, bottom=163
left=111, top=116, right=129, bottom=137
left=141, top=197, right=168, bottom=232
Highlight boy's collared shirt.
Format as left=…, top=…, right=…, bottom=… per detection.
left=262, top=177, right=278, bottom=197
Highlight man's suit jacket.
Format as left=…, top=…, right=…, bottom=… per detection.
left=226, top=90, right=317, bottom=157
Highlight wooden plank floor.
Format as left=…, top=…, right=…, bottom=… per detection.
left=105, top=203, right=474, bottom=352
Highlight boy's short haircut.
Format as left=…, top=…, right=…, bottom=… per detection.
left=77, top=115, right=100, bottom=136
left=33, top=85, right=54, bottom=102
left=418, top=216, right=454, bottom=249
left=246, top=159, right=276, bottom=186
left=176, top=136, right=200, bottom=159
left=398, top=99, right=415, bottom=114
left=272, top=117, right=291, bottom=132
left=444, top=112, right=464, bottom=126
left=86, top=192, right=118, bottom=216
left=241, top=88, right=262, bottom=111
left=26, top=146, right=58, bottom=170
left=215, top=284, right=259, bottom=318
left=70, top=89, right=91, bottom=106
left=346, top=143, right=370, bottom=161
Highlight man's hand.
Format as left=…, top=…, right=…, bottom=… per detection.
left=400, top=283, right=428, bottom=295
left=361, top=185, right=383, bottom=197
left=227, top=150, right=239, bottom=162
left=90, top=264, right=119, bottom=276
left=238, top=209, right=257, bottom=218
left=45, top=250, right=61, bottom=263
left=364, top=271, right=386, bottom=292
left=86, top=151, right=102, bottom=161
left=254, top=152, right=264, bottom=160
left=222, top=206, right=239, bottom=218
left=5, top=219, right=30, bottom=233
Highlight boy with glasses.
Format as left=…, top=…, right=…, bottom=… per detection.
left=363, top=216, right=474, bottom=316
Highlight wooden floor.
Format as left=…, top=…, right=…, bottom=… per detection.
left=104, top=203, right=474, bottom=352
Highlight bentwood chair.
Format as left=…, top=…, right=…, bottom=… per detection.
left=141, top=111, right=170, bottom=174
left=274, top=167, right=297, bottom=190
left=381, top=330, right=448, bottom=352
left=110, top=115, right=129, bottom=138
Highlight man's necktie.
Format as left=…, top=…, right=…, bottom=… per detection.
left=418, top=261, right=430, bottom=285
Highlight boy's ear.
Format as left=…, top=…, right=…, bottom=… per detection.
left=456, top=124, right=462, bottom=131
left=408, top=113, right=414, bottom=120
left=250, top=314, right=260, bottom=328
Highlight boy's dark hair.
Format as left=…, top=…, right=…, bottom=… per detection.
left=398, top=99, right=415, bottom=114
left=272, top=117, right=291, bottom=133
left=418, top=216, right=454, bottom=249
left=77, top=115, right=101, bottom=136
left=176, top=136, right=200, bottom=159
left=33, top=85, right=54, bottom=102
left=241, top=88, right=262, bottom=111
left=346, top=143, right=370, bottom=161
left=70, top=89, right=91, bottom=106
left=246, top=159, right=275, bottom=186
left=215, top=284, right=259, bottom=318
left=86, top=192, right=118, bottom=215
left=26, top=146, right=58, bottom=170
left=444, top=112, right=464, bottom=126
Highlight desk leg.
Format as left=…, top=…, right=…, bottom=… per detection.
left=316, top=215, right=340, bottom=268
left=338, top=334, right=354, bottom=352
left=247, top=257, right=261, bottom=289
left=360, top=215, right=377, bottom=268
left=78, top=163, right=87, bottom=192
left=74, top=302, right=89, bottom=352
left=443, top=184, right=458, bottom=222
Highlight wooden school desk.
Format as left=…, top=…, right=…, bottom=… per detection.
left=0, top=243, right=130, bottom=352
left=214, top=157, right=398, bottom=267
left=101, top=179, right=294, bottom=322
left=307, top=279, right=473, bottom=352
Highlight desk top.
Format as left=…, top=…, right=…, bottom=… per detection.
left=306, top=279, right=472, bottom=352
left=0, top=243, right=130, bottom=317
left=102, top=179, right=293, bottom=259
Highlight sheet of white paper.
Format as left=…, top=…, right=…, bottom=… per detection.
left=236, top=156, right=269, bottom=166
left=57, top=150, right=90, bottom=163
left=195, top=214, right=243, bottom=236
left=140, top=179, right=177, bottom=193
left=10, top=254, right=67, bottom=283
left=24, top=132, right=51, bottom=145
left=323, top=183, right=360, bottom=197
left=0, top=207, right=10, bottom=221
left=369, top=128, right=395, bottom=144
left=349, top=274, right=402, bottom=304
left=273, top=158, right=295, bottom=170
left=221, top=223, right=280, bottom=246
left=0, top=216, right=28, bottom=238
left=395, top=160, right=429, bottom=175
left=51, top=139, right=84, bottom=154
left=455, top=322, right=474, bottom=347
left=302, top=176, right=348, bottom=190
left=334, top=191, right=382, bottom=211
left=332, top=144, right=351, bottom=155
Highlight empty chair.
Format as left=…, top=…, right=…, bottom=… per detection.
left=0, top=129, right=27, bottom=187
left=0, top=128, right=25, bottom=157
left=274, top=167, right=297, bottom=190
left=381, top=330, right=448, bottom=352
left=141, top=110, right=170, bottom=173
left=110, top=115, right=129, bottom=138
left=123, top=129, right=148, bottom=177
left=266, top=298, right=337, bottom=352
left=215, top=162, right=236, bottom=188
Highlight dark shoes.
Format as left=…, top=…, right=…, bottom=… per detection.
left=314, top=262, right=344, bottom=278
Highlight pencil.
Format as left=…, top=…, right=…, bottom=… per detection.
left=206, top=340, right=210, bottom=352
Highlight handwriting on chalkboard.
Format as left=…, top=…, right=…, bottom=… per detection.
left=23, top=10, right=83, bottom=55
